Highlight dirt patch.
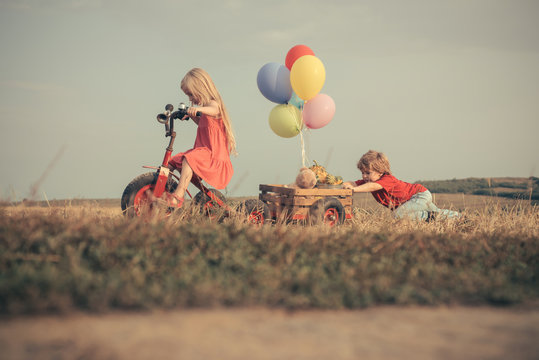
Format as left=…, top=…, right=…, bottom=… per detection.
left=1, top=306, right=538, bottom=360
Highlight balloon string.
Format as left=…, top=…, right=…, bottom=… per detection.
left=299, top=127, right=307, bottom=168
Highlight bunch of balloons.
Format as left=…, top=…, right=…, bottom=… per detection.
left=257, top=45, right=336, bottom=138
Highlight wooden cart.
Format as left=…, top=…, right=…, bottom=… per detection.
left=242, top=184, right=353, bottom=226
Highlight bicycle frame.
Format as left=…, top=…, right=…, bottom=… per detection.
left=147, top=106, right=232, bottom=212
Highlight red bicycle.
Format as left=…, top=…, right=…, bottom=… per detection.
left=121, top=103, right=232, bottom=218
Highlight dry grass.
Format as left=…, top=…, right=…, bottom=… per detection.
left=0, top=194, right=537, bottom=314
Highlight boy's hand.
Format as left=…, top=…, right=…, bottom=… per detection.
left=342, top=182, right=354, bottom=190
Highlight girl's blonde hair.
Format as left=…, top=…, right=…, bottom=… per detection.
left=357, top=150, right=391, bottom=175
left=181, top=68, right=237, bottom=155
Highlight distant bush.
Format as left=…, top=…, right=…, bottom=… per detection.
left=493, top=182, right=528, bottom=189
left=418, top=177, right=538, bottom=201
left=418, top=178, right=490, bottom=194
left=472, top=189, right=494, bottom=196
left=497, top=192, right=539, bottom=201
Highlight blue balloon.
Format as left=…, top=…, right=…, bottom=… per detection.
left=257, top=62, right=292, bottom=104
left=288, top=91, right=304, bottom=110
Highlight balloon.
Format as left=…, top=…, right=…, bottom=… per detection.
left=285, top=44, right=315, bottom=70
left=288, top=92, right=304, bottom=110
left=290, top=55, right=326, bottom=101
left=303, top=94, right=335, bottom=129
left=268, top=104, right=302, bottom=138
left=256, top=62, right=292, bottom=104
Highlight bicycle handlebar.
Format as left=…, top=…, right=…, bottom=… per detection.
left=156, top=103, right=201, bottom=124
left=156, top=103, right=202, bottom=137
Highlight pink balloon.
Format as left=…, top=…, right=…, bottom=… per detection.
left=302, top=94, right=335, bottom=129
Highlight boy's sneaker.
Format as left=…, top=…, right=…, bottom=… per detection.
left=425, top=211, right=437, bottom=222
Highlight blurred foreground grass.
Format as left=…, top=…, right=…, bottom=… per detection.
left=0, top=197, right=538, bottom=314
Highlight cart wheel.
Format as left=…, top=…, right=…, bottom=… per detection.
left=309, top=197, right=345, bottom=226
left=193, top=189, right=226, bottom=218
left=241, top=199, right=271, bottom=225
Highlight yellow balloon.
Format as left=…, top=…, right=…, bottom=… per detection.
left=268, top=104, right=302, bottom=138
left=290, top=55, right=326, bottom=101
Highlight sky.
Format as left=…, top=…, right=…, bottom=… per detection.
left=1, top=0, right=538, bottom=200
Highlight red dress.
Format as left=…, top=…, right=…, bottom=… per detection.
left=168, top=114, right=233, bottom=189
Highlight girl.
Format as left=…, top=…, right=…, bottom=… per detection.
left=166, top=68, right=236, bottom=208
left=342, top=150, right=459, bottom=221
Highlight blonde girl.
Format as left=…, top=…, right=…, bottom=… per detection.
left=166, top=68, right=236, bottom=207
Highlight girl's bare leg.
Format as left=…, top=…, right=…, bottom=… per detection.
left=173, top=158, right=193, bottom=200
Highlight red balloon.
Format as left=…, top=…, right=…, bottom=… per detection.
left=285, top=45, right=315, bottom=70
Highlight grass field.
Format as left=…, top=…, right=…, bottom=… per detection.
left=1, top=193, right=537, bottom=315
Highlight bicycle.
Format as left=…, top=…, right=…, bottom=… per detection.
left=121, top=103, right=232, bottom=218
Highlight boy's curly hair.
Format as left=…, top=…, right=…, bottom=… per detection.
left=357, top=150, right=391, bottom=175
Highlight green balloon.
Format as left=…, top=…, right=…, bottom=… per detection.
left=268, top=104, right=302, bottom=138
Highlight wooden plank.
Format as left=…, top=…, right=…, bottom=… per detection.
left=339, top=198, right=353, bottom=206
left=260, top=193, right=284, bottom=203
left=259, top=184, right=297, bottom=196
left=293, top=188, right=352, bottom=196
left=289, top=197, right=322, bottom=206
left=261, top=195, right=298, bottom=206
left=260, top=194, right=296, bottom=206
left=261, top=195, right=312, bottom=207
left=260, top=184, right=352, bottom=197
left=290, top=197, right=353, bottom=207
left=261, top=194, right=352, bottom=207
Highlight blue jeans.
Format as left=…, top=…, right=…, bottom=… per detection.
left=393, top=190, right=460, bottom=221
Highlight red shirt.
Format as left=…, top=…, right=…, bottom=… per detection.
left=355, top=174, right=427, bottom=209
